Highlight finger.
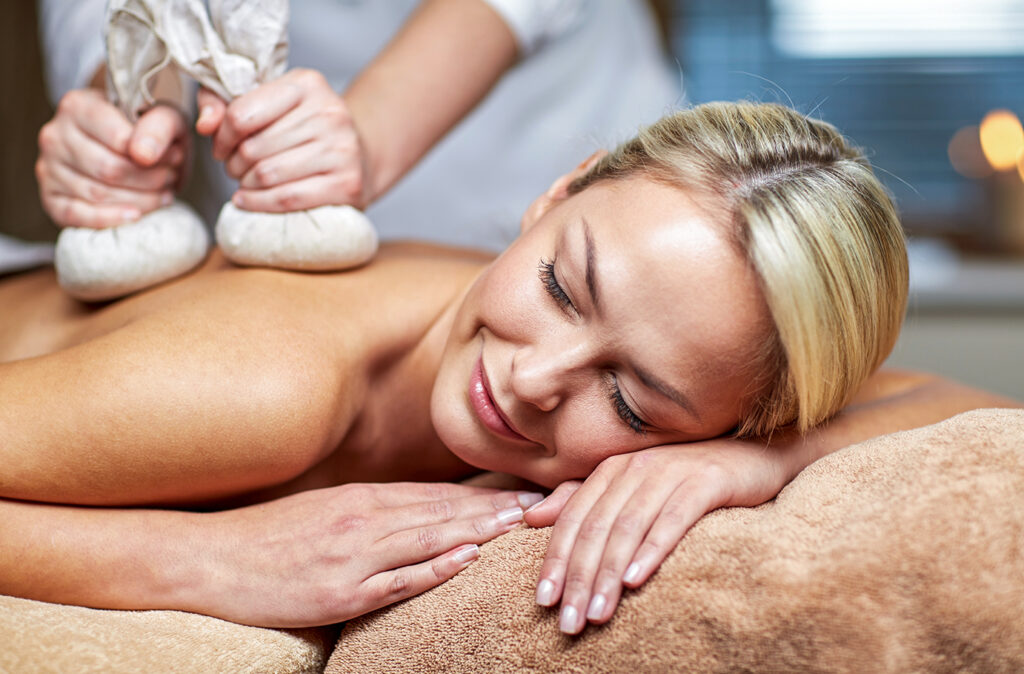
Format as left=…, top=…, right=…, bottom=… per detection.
left=211, top=79, right=304, bottom=161
left=361, top=482, right=543, bottom=511
left=62, top=123, right=176, bottom=190
left=232, top=172, right=363, bottom=212
left=583, top=480, right=679, bottom=626
left=48, top=160, right=172, bottom=214
left=224, top=107, right=322, bottom=180
left=195, top=88, right=227, bottom=136
left=372, top=504, right=524, bottom=571
left=533, top=478, right=611, bottom=610
left=361, top=543, right=480, bottom=615
left=130, top=105, right=187, bottom=167
left=237, top=141, right=343, bottom=190
left=59, top=89, right=133, bottom=155
left=42, top=193, right=142, bottom=229
left=623, top=482, right=720, bottom=591
left=523, top=480, right=582, bottom=528
left=550, top=475, right=650, bottom=634
left=380, top=489, right=541, bottom=534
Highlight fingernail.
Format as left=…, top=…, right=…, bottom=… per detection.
left=496, top=507, right=523, bottom=526
left=623, top=562, right=642, bottom=585
left=231, top=192, right=243, bottom=207
left=452, top=544, right=479, bottom=565
left=559, top=605, right=581, bottom=634
left=121, top=208, right=141, bottom=222
left=536, top=578, right=556, bottom=606
left=517, top=493, right=545, bottom=509
left=160, top=192, right=173, bottom=206
left=138, top=138, right=159, bottom=161
left=198, top=105, right=214, bottom=124
left=586, top=594, right=606, bottom=621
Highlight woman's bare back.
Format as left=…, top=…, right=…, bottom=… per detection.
left=0, top=243, right=490, bottom=507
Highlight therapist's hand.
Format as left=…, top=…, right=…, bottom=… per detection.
left=36, top=88, right=188, bottom=228
left=523, top=436, right=802, bottom=635
left=199, top=481, right=543, bottom=628
left=196, top=68, right=371, bottom=213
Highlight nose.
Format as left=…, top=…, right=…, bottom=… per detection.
left=509, top=336, right=591, bottom=412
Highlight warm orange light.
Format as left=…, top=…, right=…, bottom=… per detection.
left=1017, top=148, right=1024, bottom=183
left=979, top=109, right=1024, bottom=171
left=948, top=125, right=993, bottom=179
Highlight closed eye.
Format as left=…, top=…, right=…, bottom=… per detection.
left=608, top=373, right=649, bottom=435
left=538, top=258, right=575, bottom=314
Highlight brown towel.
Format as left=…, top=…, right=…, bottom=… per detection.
left=0, top=595, right=333, bottom=674
left=327, top=408, right=1024, bottom=673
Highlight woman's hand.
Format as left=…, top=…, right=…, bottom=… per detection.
left=196, top=481, right=543, bottom=628
left=36, top=88, right=188, bottom=228
left=523, top=437, right=803, bottom=634
left=196, top=69, right=371, bottom=213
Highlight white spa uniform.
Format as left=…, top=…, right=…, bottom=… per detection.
left=37, top=0, right=680, bottom=252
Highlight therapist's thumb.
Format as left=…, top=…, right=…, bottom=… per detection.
left=129, top=104, right=186, bottom=167
left=195, top=88, right=227, bottom=137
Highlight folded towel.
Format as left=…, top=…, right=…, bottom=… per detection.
left=327, top=408, right=1024, bottom=673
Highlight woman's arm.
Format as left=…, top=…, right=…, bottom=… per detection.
left=0, top=482, right=538, bottom=627
left=196, top=0, right=519, bottom=212
left=523, top=369, right=1023, bottom=634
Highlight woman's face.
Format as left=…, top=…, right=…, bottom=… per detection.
left=431, top=174, right=772, bottom=488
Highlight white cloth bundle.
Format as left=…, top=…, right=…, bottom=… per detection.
left=56, top=0, right=377, bottom=301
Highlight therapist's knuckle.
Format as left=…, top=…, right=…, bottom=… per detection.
left=295, top=68, right=327, bottom=90
left=276, top=187, right=304, bottom=211
left=236, top=138, right=260, bottom=164
left=34, top=158, right=47, bottom=182
left=37, top=122, right=58, bottom=153
left=96, top=162, right=122, bottom=185
left=253, top=162, right=279, bottom=187
left=58, top=90, right=85, bottom=116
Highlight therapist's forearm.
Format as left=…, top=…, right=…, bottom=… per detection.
left=343, top=0, right=518, bottom=202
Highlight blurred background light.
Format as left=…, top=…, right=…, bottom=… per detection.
left=948, top=125, right=993, bottom=180
left=979, top=109, right=1024, bottom=172
left=772, top=0, right=1024, bottom=58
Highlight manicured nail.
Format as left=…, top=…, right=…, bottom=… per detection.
left=496, top=507, right=523, bottom=526
left=623, top=562, right=642, bottom=585
left=586, top=593, right=607, bottom=621
left=518, top=493, right=545, bottom=509
left=536, top=578, right=556, bottom=606
left=559, top=605, right=582, bottom=634
left=121, top=208, right=141, bottom=222
left=160, top=192, right=173, bottom=206
left=452, top=544, right=479, bottom=565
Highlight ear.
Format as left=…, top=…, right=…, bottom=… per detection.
left=520, top=150, right=608, bottom=234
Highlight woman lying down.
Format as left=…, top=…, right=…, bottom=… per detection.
left=2, top=102, right=1017, bottom=636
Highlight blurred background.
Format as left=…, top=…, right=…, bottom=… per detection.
left=2, top=0, right=1022, bottom=399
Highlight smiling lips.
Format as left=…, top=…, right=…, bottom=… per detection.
left=469, top=356, right=529, bottom=442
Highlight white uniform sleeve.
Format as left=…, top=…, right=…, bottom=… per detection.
left=37, top=0, right=108, bottom=103
left=479, top=0, right=589, bottom=56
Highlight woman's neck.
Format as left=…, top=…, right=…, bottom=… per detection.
left=329, top=246, right=486, bottom=482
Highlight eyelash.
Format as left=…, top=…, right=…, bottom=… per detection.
left=538, top=258, right=573, bottom=312
left=537, top=257, right=648, bottom=435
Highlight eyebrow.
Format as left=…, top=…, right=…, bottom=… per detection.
left=582, top=218, right=601, bottom=313
left=636, top=367, right=701, bottom=423
left=580, top=218, right=700, bottom=423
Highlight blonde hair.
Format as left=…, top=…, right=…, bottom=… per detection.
left=569, top=101, right=908, bottom=436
